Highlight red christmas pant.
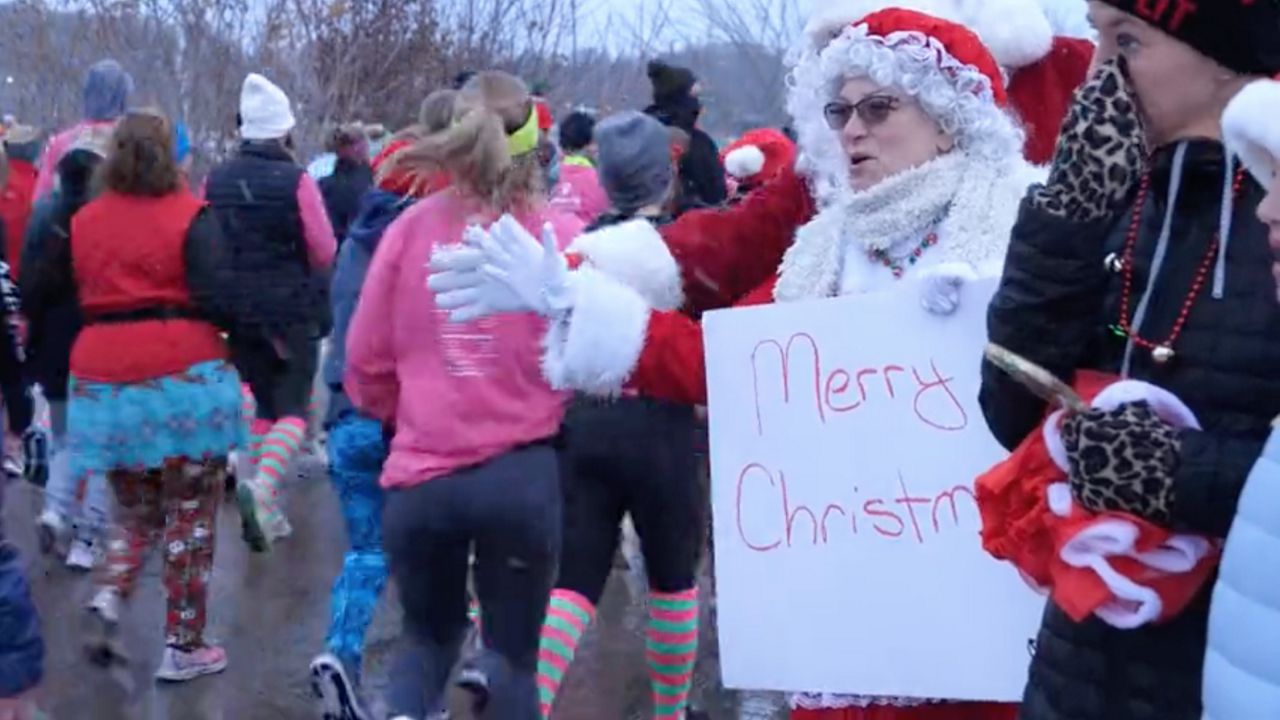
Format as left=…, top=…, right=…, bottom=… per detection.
left=99, top=458, right=224, bottom=649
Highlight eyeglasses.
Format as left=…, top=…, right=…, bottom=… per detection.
left=822, top=94, right=901, bottom=131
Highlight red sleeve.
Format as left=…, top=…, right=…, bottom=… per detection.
left=629, top=276, right=778, bottom=406
left=659, top=166, right=813, bottom=314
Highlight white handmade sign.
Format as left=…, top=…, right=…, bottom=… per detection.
left=704, top=278, right=1044, bottom=702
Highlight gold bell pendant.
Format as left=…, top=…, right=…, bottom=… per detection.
left=1152, top=345, right=1176, bottom=364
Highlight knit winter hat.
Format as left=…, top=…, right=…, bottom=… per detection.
left=722, top=128, right=797, bottom=184
left=1096, top=0, right=1280, bottom=76
left=239, top=73, right=296, bottom=141
left=82, top=59, right=133, bottom=122
left=595, top=111, right=673, bottom=213
left=648, top=61, right=697, bottom=105
left=1223, top=75, right=1280, bottom=186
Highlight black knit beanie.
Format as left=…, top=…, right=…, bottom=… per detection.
left=648, top=60, right=697, bottom=105
left=1097, top=0, right=1280, bottom=75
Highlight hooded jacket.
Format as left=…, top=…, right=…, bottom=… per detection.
left=324, top=188, right=415, bottom=426
left=981, top=140, right=1280, bottom=720
left=319, top=156, right=374, bottom=248
left=34, top=60, right=132, bottom=199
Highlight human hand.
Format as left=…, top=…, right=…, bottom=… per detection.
left=919, top=262, right=978, bottom=316
left=1032, top=57, right=1147, bottom=223
left=1062, top=401, right=1180, bottom=523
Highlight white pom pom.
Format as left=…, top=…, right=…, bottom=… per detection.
left=725, top=145, right=766, bottom=179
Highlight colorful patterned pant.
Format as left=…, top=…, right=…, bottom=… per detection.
left=324, top=413, right=389, bottom=678
left=100, top=457, right=224, bottom=649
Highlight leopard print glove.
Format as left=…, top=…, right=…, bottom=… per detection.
left=1031, top=57, right=1147, bottom=223
left=1061, top=401, right=1181, bottom=524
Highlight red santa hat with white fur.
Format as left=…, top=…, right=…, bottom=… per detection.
left=1223, top=75, right=1280, bottom=188
left=722, top=129, right=797, bottom=185
left=802, top=0, right=1094, bottom=165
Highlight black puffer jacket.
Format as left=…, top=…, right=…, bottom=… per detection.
left=319, top=157, right=373, bottom=247
left=981, top=140, right=1280, bottom=720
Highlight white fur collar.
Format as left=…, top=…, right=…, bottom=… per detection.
left=774, top=151, right=1046, bottom=302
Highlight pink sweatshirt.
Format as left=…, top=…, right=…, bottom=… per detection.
left=550, top=162, right=608, bottom=225
left=344, top=189, right=583, bottom=489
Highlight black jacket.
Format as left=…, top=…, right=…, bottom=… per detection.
left=319, top=157, right=373, bottom=247
left=645, top=96, right=727, bottom=209
left=19, top=149, right=97, bottom=401
left=205, top=142, right=330, bottom=337
left=981, top=140, right=1280, bottom=720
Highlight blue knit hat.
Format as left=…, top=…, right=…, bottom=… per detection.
left=82, top=59, right=133, bottom=122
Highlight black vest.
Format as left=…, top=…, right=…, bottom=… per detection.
left=205, top=142, right=330, bottom=335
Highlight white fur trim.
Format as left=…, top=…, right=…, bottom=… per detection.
left=725, top=145, right=767, bottom=179
left=800, top=0, right=1053, bottom=68
left=1044, top=408, right=1071, bottom=473
left=541, top=267, right=651, bottom=396
left=1091, top=380, right=1202, bottom=431
left=1047, top=481, right=1073, bottom=517
left=1224, top=79, right=1280, bottom=187
left=567, top=219, right=684, bottom=311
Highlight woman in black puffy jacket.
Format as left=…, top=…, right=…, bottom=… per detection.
left=980, top=4, right=1280, bottom=720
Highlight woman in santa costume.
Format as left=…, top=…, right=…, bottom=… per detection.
left=430, top=9, right=1042, bottom=719
left=977, top=0, right=1280, bottom=718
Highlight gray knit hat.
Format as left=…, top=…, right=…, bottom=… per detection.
left=594, top=111, right=673, bottom=213
left=82, top=59, right=133, bottom=122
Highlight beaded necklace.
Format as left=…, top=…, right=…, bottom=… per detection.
left=1110, top=168, right=1247, bottom=364
left=867, top=227, right=941, bottom=279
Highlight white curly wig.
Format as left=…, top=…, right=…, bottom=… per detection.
left=787, top=20, right=1026, bottom=208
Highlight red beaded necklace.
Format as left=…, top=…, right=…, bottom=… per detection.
left=868, top=231, right=940, bottom=279
left=1113, top=167, right=1247, bottom=364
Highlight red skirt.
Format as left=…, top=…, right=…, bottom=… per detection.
left=792, top=702, right=1018, bottom=720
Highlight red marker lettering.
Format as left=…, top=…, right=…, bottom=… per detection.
left=863, top=499, right=905, bottom=538
left=736, top=463, right=781, bottom=552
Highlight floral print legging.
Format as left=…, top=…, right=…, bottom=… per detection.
left=99, top=457, right=225, bottom=649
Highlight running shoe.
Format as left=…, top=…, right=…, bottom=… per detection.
left=310, top=652, right=370, bottom=720
left=36, top=509, right=67, bottom=556
left=65, top=538, right=98, bottom=571
left=235, top=479, right=273, bottom=552
left=155, top=645, right=227, bottom=682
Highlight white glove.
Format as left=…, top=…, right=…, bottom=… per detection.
left=427, top=215, right=574, bottom=322
left=427, top=224, right=523, bottom=323
left=919, top=262, right=978, bottom=316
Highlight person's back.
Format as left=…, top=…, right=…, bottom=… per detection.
left=347, top=190, right=577, bottom=484
left=0, top=132, right=38, bottom=272
left=319, top=125, right=374, bottom=244
left=71, top=189, right=222, bottom=383
left=205, top=141, right=327, bottom=334
left=34, top=59, right=133, bottom=200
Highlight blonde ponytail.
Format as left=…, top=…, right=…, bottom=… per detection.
left=392, top=71, right=543, bottom=212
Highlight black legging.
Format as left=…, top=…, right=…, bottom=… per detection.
left=555, top=396, right=704, bottom=604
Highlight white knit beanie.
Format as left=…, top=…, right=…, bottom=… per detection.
left=240, top=73, right=296, bottom=141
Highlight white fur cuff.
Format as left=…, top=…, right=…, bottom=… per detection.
left=542, top=267, right=652, bottom=397
left=567, top=219, right=684, bottom=311
left=1224, top=79, right=1280, bottom=187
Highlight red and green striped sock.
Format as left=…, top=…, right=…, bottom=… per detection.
left=646, top=588, right=699, bottom=720
left=537, top=589, right=596, bottom=719
left=255, top=417, right=307, bottom=500
left=248, top=418, right=272, bottom=469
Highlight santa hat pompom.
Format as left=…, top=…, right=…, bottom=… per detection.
left=1223, top=76, right=1280, bottom=187
left=725, top=145, right=766, bottom=180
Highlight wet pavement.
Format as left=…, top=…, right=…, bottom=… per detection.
left=3, top=455, right=787, bottom=720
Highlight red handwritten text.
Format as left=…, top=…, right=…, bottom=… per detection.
left=736, top=462, right=980, bottom=552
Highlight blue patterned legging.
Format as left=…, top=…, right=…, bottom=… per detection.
left=324, top=413, right=389, bottom=679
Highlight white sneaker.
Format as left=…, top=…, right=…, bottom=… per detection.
left=265, top=511, right=293, bottom=543
left=88, top=587, right=122, bottom=625
left=36, top=508, right=67, bottom=555
left=155, top=644, right=228, bottom=682
left=309, top=652, right=370, bottom=720
left=65, top=538, right=99, bottom=571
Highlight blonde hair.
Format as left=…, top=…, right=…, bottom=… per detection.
left=396, top=72, right=542, bottom=211
left=419, top=89, right=459, bottom=133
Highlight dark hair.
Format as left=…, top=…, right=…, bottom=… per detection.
left=100, top=110, right=181, bottom=196
left=452, top=70, right=477, bottom=90
left=558, top=112, right=595, bottom=153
